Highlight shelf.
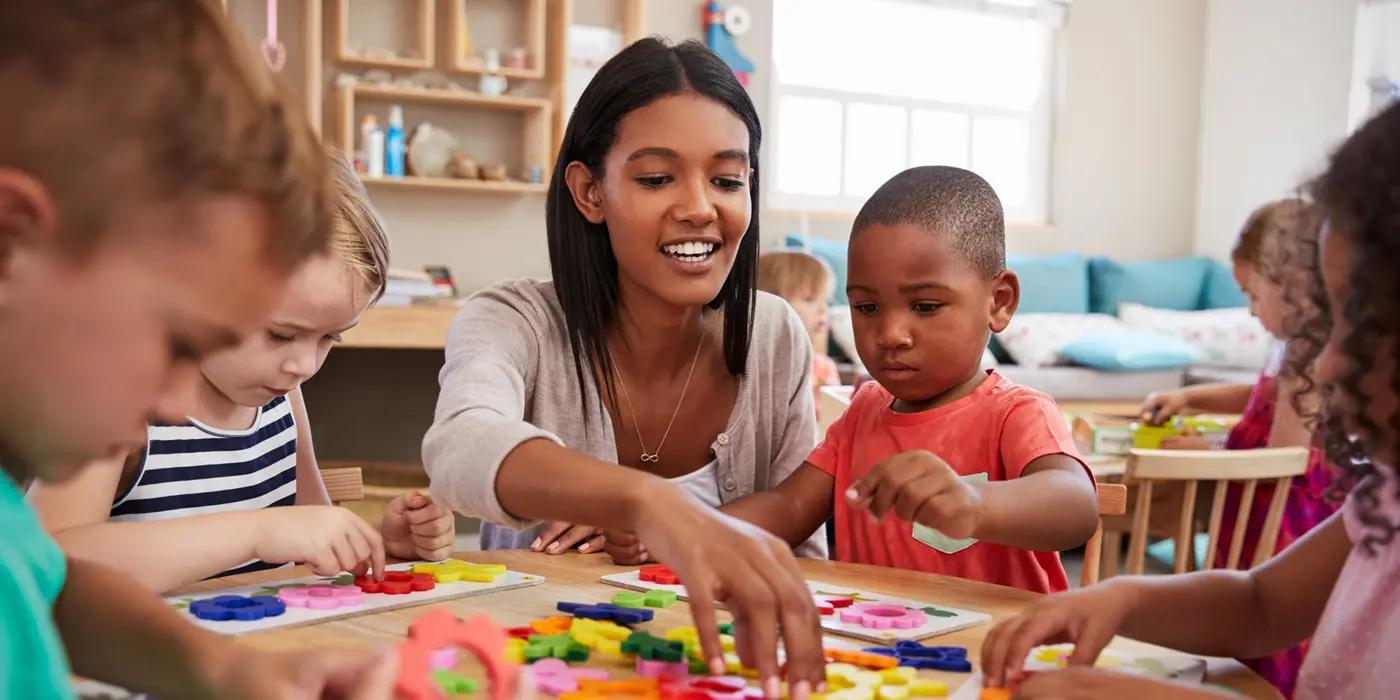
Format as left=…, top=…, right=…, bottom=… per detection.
left=332, top=0, right=435, bottom=69
left=450, top=64, right=547, bottom=81
left=337, top=55, right=435, bottom=71
left=361, top=175, right=546, bottom=194
left=348, top=83, right=551, bottom=112
left=339, top=304, right=459, bottom=350
left=447, top=0, right=547, bottom=82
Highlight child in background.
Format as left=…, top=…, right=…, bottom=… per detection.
left=1139, top=199, right=1337, bottom=696
left=724, top=166, right=1099, bottom=594
left=0, top=0, right=392, bottom=696
left=758, top=250, right=841, bottom=417
left=980, top=101, right=1400, bottom=700
left=31, top=153, right=456, bottom=594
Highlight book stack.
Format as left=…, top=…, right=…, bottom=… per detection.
left=379, top=269, right=455, bottom=307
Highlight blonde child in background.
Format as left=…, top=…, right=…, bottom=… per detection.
left=31, top=153, right=456, bottom=594
left=1138, top=199, right=1337, bottom=696
left=0, top=0, right=394, bottom=695
left=758, top=250, right=841, bottom=417
left=724, top=166, right=1099, bottom=594
left=980, top=100, right=1400, bottom=700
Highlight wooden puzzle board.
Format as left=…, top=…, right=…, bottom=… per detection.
left=165, top=562, right=543, bottom=635
left=947, top=645, right=1207, bottom=699
left=601, top=570, right=990, bottom=644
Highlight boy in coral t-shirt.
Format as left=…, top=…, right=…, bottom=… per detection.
left=723, top=166, right=1098, bottom=593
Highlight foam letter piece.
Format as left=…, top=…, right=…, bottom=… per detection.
left=557, top=601, right=654, bottom=625
left=189, top=595, right=286, bottom=621
left=639, top=565, right=681, bottom=585
left=525, top=633, right=591, bottom=663
left=637, top=658, right=690, bottom=680
left=396, top=610, right=518, bottom=700
left=866, top=642, right=971, bottom=672
left=434, top=669, right=478, bottom=694
left=645, top=590, right=679, bottom=608
left=827, top=648, right=899, bottom=669
left=413, top=559, right=507, bottom=583
left=613, top=591, right=647, bottom=608
left=356, top=570, right=435, bottom=594
left=570, top=618, right=631, bottom=649
left=622, top=631, right=686, bottom=662
left=530, top=658, right=610, bottom=695
left=278, top=585, right=364, bottom=609
left=530, top=615, right=574, bottom=636
left=839, top=604, right=929, bottom=630
left=561, top=677, right=661, bottom=700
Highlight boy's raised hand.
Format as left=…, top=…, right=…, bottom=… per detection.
left=253, top=505, right=386, bottom=578
left=631, top=485, right=824, bottom=699
left=382, top=490, right=456, bottom=561
left=846, top=450, right=982, bottom=538
left=978, top=584, right=1135, bottom=688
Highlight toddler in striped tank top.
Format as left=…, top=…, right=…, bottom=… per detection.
left=31, top=153, right=455, bottom=593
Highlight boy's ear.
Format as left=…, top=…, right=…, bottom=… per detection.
left=988, top=269, right=1020, bottom=334
left=0, top=169, right=58, bottom=298
left=563, top=161, right=606, bottom=225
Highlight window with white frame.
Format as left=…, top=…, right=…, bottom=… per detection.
left=769, top=0, right=1063, bottom=224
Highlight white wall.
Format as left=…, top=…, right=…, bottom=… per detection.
left=1193, top=0, right=1359, bottom=260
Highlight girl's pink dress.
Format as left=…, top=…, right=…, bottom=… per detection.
left=1216, top=371, right=1338, bottom=698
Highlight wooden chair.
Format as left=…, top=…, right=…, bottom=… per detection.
left=321, top=467, right=364, bottom=505
left=1082, top=483, right=1127, bottom=587
left=1123, top=447, right=1309, bottom=575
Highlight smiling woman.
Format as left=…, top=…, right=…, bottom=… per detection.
left=421, top=38, right=830, bottom=697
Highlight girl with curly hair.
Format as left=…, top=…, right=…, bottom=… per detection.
left=976, top=100, right=1400, bottom=699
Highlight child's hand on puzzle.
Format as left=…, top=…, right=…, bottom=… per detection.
left=1009, top=667, right=1235, bottom=699
left=600, top=529, right=652, bottom=565
left=845, top=450, right=982, bottom=539
left=203, top=643, right=397, bottom=699
left=530, top=521, right=605, bottom=555
left=978, top=584, right=1136, bottom=688
left=253, top=505, right=387, bottom=578
left=381, top=490, right=456, bottom=561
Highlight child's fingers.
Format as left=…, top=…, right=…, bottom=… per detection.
left=683, top=572, right=728, bottom=677
left=316, top=646, right=397, bottom=699
left=999, top=613, right=1073, bottom=687
left=577, top=533, right=605, bottom=554
left=408, top=511, right=454, bottom=537
left=1066, top=620, right=1115, bottom=668
left=411, top=531, right=455, bottom=557
left=353, top=515, right=386, bottom=578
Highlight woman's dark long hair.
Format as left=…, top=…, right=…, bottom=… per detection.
left=1309, top=100, right=1400, bottom=555
left=546, top=38, right=761, bottom=413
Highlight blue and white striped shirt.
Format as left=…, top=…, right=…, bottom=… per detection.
left=110, top=395, right=298, bottom=576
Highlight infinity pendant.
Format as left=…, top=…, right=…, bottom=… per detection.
left=640, top=453, right=660, bottom=463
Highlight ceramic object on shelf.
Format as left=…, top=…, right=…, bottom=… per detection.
left=406, top=123, right=460, bottom=178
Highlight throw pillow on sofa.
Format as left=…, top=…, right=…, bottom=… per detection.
left=1088, top=257, right=1214, bottom=315
left=1007, top=253, right=1091, bottom=314
left=997, top=313, right=1126, bottom=368
left=1060, top=330, right=1205, bottom=371
left=1118, top=302, right=1271, bottom=368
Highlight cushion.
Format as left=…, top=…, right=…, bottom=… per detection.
left=1007, top=254, right=1090, bottom=313
left=1118, top=302, right=1272, bottom=368
left=1201, top=260, right=1248, bottom=309
left=1059, top=330, right=1205, bottom=371
left=996, top=313, right=1126, bottom=368
left=784, top=235, right=848, bottom=305
left=1088, top=257, right=1214, bottom=314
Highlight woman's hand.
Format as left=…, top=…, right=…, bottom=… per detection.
left=531, top=521, right=606, bottom=554
left=979, top=582, right=1139, bottom=688
left=252, top=506, right=385, bottom=578
left=381, top=490, right=455, bottom=561
left=601, top=530, right=651, bottom=565
left=1011, top=668, right=1235, bottom=699
left=631, top=482, right=824, bottom=699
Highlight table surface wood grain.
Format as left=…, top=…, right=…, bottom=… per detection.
left=177, top=551, right=1279, bottom=698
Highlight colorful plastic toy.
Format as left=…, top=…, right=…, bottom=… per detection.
left=839, top=604, right=929, bottom=630
left=277, top=584, right=363, bottom=609
left=188, top=595, right=286, bottom=621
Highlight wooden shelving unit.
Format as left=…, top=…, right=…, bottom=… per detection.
left=447, top=0, right=548, bottom=80
left=340, top=305, right=459, bottom=350
left=361, top=175, right=547, bottom=194
left=331, top=0, right=435, bottom=70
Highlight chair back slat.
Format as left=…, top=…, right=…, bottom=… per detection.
left=1082, top=483, right=1128, bottom=587
left=1225, top=479, right=1259, bottom=570
left=322, top=467, right=364, bottom=504
left=1173, top=480, right=1199, bottom=574
left=1252, top=476, right=1294, bottom=564
left=1203, top=480, right=1229, bottom=568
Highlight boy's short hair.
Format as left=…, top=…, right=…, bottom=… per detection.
left=326, top=149, right=390, bottom=301
left=851, top=166, right=1005, bottom=278
left=0, top=0, right=329, bottom=271
left=757, top=249, right=834, bottom=302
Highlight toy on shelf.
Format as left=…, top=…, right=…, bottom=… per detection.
left=702, top=2, right=755, bottom=87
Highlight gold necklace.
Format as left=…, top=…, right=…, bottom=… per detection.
left=611, top=325, right=706, bottom=464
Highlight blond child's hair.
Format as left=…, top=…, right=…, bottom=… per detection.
left=326, top=150, right=390, bottom=302
left=0, top=0, right=330, bottom=271
left=758, top=250, right=834, bottom=303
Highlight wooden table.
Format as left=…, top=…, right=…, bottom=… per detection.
left=176, top=551, right=1279, bottom=698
